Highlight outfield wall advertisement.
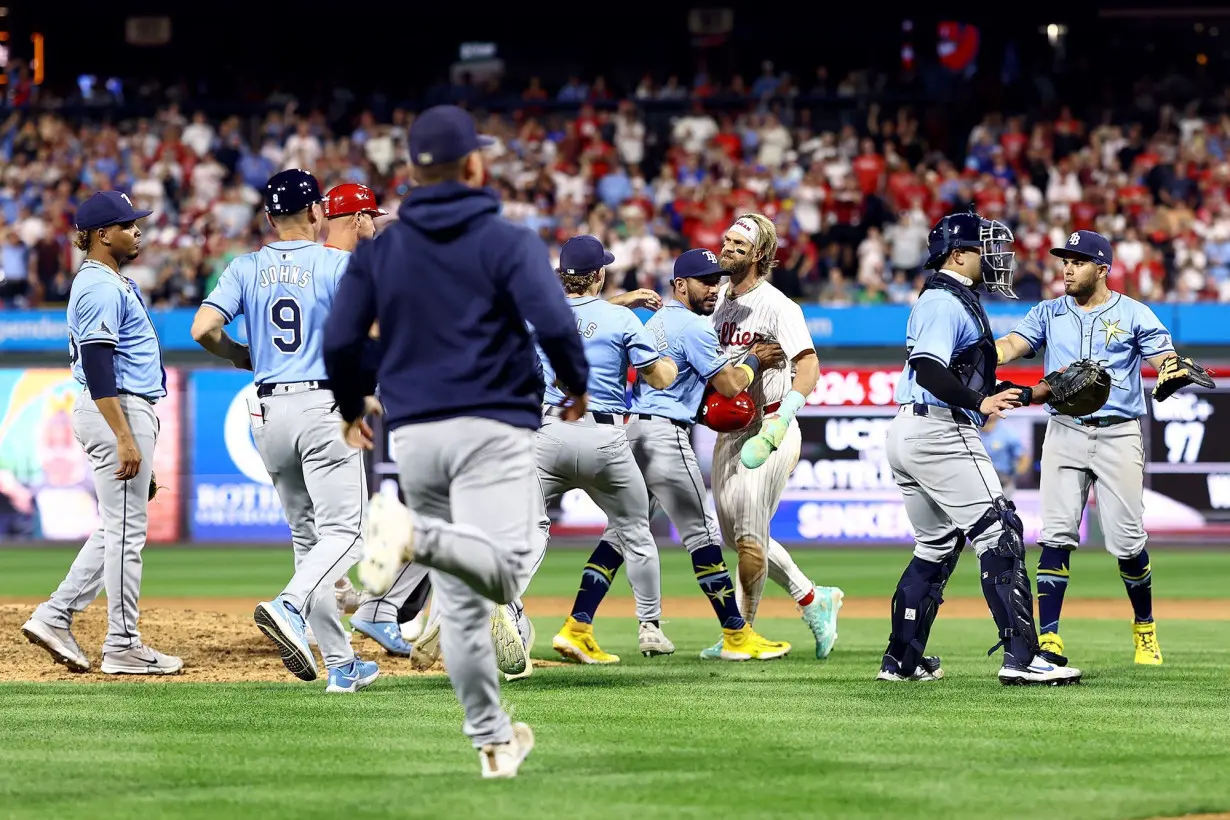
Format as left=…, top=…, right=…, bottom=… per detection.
left=2, top=364, right=1227, bottom=546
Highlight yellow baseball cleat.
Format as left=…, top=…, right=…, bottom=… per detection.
left=1133, top=621, right=1163, bottom=665
left=719, top=625, right=792, bottom=661
left=551, top=617, right=620, bottom=665
left=1039, top=631, right=1065, bottom=657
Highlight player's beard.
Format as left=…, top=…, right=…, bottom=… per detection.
left=721, top=254, right=752, bottom=277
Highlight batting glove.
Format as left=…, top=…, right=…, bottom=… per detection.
left=740, top=415, right=789, bottom=469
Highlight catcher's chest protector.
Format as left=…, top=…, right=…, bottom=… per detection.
left=916, top=275, right=998, bottom=399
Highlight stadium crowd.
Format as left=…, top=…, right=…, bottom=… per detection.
left=2, top=67, right=1230, bottom=309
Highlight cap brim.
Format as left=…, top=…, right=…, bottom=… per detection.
left=1049, top=247, right=1096, bottom=261
left=602, top=251, right=615, bottom=265
left=132, top=209, right=154, bottom=221
left=477, top=135, right=496, bottom=149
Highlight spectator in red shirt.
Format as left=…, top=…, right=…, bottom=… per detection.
left=852, top=138, right=886, bottom=196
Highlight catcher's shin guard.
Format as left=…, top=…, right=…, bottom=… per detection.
left=883, top=535, right=964, bottom=676
left=970, top=498, right=1040, bottom=665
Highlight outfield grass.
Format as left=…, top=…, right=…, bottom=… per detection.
left=2, top=546, right=1228, bottom=820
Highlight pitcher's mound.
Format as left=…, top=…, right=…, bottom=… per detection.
left=0, top=604, right=563, bottom=683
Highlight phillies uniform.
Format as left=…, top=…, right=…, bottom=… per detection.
left=708, top=280, right=822, bottom=624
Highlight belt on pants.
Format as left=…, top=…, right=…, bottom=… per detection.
left=635, top=413, right=691, bottom=430
left=257, top=380, right=332, bottom=398
left=542, top=405, right=630, bottom=425
left=1075, top=415, right=1134, bottom=428
left=907, top=403, right=973, bottom=427
left=117, top=388, right=157, bottom=405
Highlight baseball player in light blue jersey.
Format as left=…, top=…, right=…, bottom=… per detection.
left=22, top=191, right=184, bottom=675
left=995, top=229, right=1203, bottom=666
left=879, top=208, right=1080, bottom=686
left=542, top=234, right=680, bottom=665
left=191, top=168, right=379, bottom=693
left=581, top=248, right=798, bottom=661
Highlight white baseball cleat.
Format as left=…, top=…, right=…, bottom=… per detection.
left=410, top=613, right=443, bottom=671
left=998, top=655, right=1083, bottom=686
left=490, top=604, right=530, bottom=678
left=21, top=618, right=90, bottom=673
left=334, top=576, right=362, bottom=615
left=479, top=722, right=535, bottom=779
left=400, top=611, right=426, bottom=643
left=361, top=494, right=416, bottom=596
left=100, top=644, right=184, bottom=675
left=638, top=622, right=675, bottom=657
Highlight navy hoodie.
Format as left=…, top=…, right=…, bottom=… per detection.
left=323, top=182, right=588, bottom=432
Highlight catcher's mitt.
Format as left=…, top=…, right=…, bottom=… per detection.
left=1153, top=355, right=1216, bottom=402
left=1043, top=359, right=1112, bottom=417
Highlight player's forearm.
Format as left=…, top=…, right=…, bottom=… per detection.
left=641, top=358, right=678, bottom=389
left=911, top=356, right=984, bottom=411
left=995, top=333, right=1032, bottom=365
left=191, top=309, right=244, bottom=363
left=1148, top=352, right=1177, bottom=370
left=791, top=352, right=820, bottom=398
left=94, top=396, right=137, bottom=445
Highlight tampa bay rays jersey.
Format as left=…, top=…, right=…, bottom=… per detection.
left=633, top=303, right=728, bottom=422
left=1010, top=292, right=1175, bottom=419
left=894, top=283, right=988, bottom=426
left=67, top=260, right=167, bottom=399
left=541, top=296, right=660, bottom=413
left=203, top=241, right=351, bottom=384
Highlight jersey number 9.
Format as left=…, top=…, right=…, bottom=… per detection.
left=270, top=296, right=303, bottom=354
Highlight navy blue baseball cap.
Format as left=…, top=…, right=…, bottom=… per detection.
left=1051, top=230, right=1113, bottom=267
left=674, top=248, right=724, bottom=278
left=409, top=105, right=495, bottom=167
left=75, top=191, right=153, bottom=231
left=264, top=169, right=324, bottom=215
left=559, top=235, right=615, bottom=274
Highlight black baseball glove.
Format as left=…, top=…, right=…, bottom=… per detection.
left=993, top=380, right=1034, bottom=406
left=1043, top=359, right=1112, bottom=417
left=149, top=471, right=160, bottom=502
left=1153, top=355, right=1216, bottom=402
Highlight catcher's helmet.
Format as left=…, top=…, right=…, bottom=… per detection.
left=264, top=168, right=324, bottom=215
left=699, top=390, right=756, bottom=433
left=924, top=208, right=1017, bottom=298
left=324, top=182, right=389, bottom=218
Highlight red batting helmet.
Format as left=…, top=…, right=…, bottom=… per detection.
left=324, top=183, right=389, bottom=218
left=699, top=390, right=756, bottom=433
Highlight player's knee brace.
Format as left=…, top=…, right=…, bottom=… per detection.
left=968, top=497, right=1024, bottom=559
left=885, top=532, right=965, bottom=674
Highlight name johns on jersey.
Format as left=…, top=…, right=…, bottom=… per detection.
left=259, top=265, right=313, bottom=288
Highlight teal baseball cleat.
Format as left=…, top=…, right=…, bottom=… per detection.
left=801, top=587, right=844, bottom=659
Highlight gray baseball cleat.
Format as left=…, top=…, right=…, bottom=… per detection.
left=22, top=617, right=90, bottom=673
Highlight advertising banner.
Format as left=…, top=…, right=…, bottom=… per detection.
left=188, top=370, right=288, bottom=542
left=0, top=367, right=182, bottom=542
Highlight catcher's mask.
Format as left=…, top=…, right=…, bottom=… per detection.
left=924, top=210, right=1018, bottom=299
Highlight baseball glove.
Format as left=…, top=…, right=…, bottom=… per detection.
left=1153, top=355, right=1216, bottom=402
left=148, top=471, right=160, bottom=502
left=1042, top=359, right=1112, bottom=417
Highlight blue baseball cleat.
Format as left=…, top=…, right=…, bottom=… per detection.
left=350, top=619, right=414, bottom=657
left=325, top=657, right=380, bottom=693
left=254, top=597, right=318, bottom=681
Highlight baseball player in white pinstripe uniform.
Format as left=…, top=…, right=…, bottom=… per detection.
left=699, top=214, right=844, bottom=660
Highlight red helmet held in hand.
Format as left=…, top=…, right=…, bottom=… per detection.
left=700, top=390, right=756, bottom=433
left=324, top=183, right=389, bottom=218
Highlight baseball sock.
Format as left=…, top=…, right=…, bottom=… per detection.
left=1036, top=547, right=1070, bottom=634
left=689, top=544, right=746, bottom=630
left=569, top=541, right=623, bottom=625
left=1118, top=549, right=1154, bottom=624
